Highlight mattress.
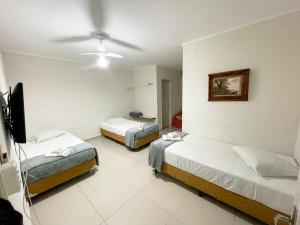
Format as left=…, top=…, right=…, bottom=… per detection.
left=21, top=142, right=98, bottom=184
left=164, top=134, right=298, bottom=215
left=100, top=117, right=146, bottom=136
left=20, top=132, right=83, bottom=160
left=20, top=131, right=98, bottom=185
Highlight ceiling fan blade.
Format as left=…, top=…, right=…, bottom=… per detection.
left=88, top=0, right=104, bottom=30
left=109, top=38, right=143, bottom=51
left=106, top=53, right=124, bottom=59
left=53, top=36, right=91, bottom=43
left=80, top=53, right=99, bottom=56
left=80, top=63, right=99, bottom=71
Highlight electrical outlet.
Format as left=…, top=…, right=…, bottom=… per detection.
left=1, top=152, right=8, bottom=163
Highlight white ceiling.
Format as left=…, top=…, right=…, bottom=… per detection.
left=0, top=0, right=299, bottom=71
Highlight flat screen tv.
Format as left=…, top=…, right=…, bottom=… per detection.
left=8, top=83, right=26, bottom=143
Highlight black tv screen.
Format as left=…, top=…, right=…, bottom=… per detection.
left=9, top=83, right=26, bottom=143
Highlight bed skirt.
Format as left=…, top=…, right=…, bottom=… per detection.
left=27, top=159, right=97, bottom=196
left=100, top=128, right=159, bottom=149
left=162, top=163, right=292, bottom=225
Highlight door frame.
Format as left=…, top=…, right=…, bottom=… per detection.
left=161, top=79, right=172, bottom=128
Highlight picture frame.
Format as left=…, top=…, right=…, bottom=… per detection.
left=208, top=69, right=250, bottom=101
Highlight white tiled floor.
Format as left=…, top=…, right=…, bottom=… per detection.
left=30, top=132, right=264, bottom=225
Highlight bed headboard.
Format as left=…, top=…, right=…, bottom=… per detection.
left=295, top=121, right=300, bottom=164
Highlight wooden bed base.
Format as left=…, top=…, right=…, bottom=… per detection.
left=162, top=163, right=291, bottom=225
left=27, top=159, right=97, bottom=196
left=100, top=128, right=159, bottom=149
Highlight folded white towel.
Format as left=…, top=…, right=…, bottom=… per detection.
left=137, top=124, right=145, bottom=130
left=44, top=147, right=73, bottom=157
left=162, top=132, right=182, bottom=141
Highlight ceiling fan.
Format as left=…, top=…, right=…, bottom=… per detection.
left=53, top=0, right=142, bottom=68
left=80, top=34, right=123, bottom=68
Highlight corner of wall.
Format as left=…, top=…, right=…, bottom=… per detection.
left=0, top=51, right=10, bottom=154
left=132, top=65, right=158, bottom=120
left=0, top=52, right=8, bottom=93
left=156, top=66, right=183, bottom=129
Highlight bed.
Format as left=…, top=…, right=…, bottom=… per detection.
left=100, top=117, right=159, bottom=149
left=20, top=130, right=98, bottom=196
left=149, top=134, right=299, bottom=225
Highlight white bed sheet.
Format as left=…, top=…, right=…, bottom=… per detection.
left=20, top=132, right=83, bottom=160
left=164, top=134, right=298, bottom=215
left=100, top=117, right=145, bottom=136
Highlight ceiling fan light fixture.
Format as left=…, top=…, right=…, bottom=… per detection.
left=97, top=55, right=109, bottom=68
left=98, top=40, right=106, bottom=52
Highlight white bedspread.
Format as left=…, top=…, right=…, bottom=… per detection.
left=100, top=117, right=145, bottom=136
left=20, top=132, right=83, bottom=160
left=164, top=134, right=298, bottom=215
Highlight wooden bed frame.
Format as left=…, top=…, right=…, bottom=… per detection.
left=100, top=128, right=159, bottom=149
left=27, top=159, right=97, bottom=196
left=162, top=163, right=292, bottom=225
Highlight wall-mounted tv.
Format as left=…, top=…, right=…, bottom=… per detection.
left=7, top=82, right=27, bottom=143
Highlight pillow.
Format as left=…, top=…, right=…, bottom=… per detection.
left=233, top=146, right=299, bottom=178
left=28, top=129, right=66, bottom=143
left=106, top=117, right=125, bottom=124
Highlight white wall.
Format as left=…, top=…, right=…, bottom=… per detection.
left=183, top=11, right=300, bottom=155
left=295, top=120, right=300, bottom=164
left=157, top=67, right=182, bottom=129
left=132, top=65, right=157, bottom=118
left=0, top=51, right=9, bottom=153
left=132, top=65, right=182, bottom=128
left=3, top=52, right=134, bottom=140
left=0, top=52, right=8, bottom=93
left=0, top=51, right=31, bottom=225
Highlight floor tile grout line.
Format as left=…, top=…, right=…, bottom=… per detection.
left=102, top=171, right=172, bottom=223
left=90, top=136, right=151, bottom=174
left=33, top=135, right=162, bottom=225
left=95, top=136, right=150, bottom=164
left=75, top=165, right=143, bottom=222
left=110, top=162, right=192, bottom=221
left=134, top=175, right=187, bottom=217
left=79, top=141, right=145, bottom=222
left=98, top=155, right=138, bottom=174
left=29, top=205, right=42, bottom=225
left=112, top=161, right=151, bottom=178
left=37, top=134, right=245, bottom=225
left=138, top=191, right=176, bottom=216
left=163, top=191, right=190, bottom=225
left=102, top=183, right=142, bottom=222
left=117, top=173, right=156, bottom=192
left=80, top=134, right=182, bottom=224
left=100, top=147, right=141, bottom=168
left=77, top=183, right=106, bottom=223
left=233, top=214, right=237, bottom=225
left=96, top=142, right=154, bottom=188
left=79, top=141, right=152, bottom=195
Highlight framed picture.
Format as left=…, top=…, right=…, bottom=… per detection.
left=208, top=69, right=250, bottom=101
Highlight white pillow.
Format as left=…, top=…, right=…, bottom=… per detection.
left=106, top=117, right=125, bottom=124
left=28, top=129, right=66, bottom=143
left=233, top=146, right=299, bottom=178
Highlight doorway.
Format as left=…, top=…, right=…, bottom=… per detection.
left=162, top=80, right=171, bottom=128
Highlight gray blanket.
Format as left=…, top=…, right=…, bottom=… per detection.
left=125, top=123, right=159, bottom=148
left=148, top=132, right=187, bottom=172
left=21, top=142, right=99, bottom=184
